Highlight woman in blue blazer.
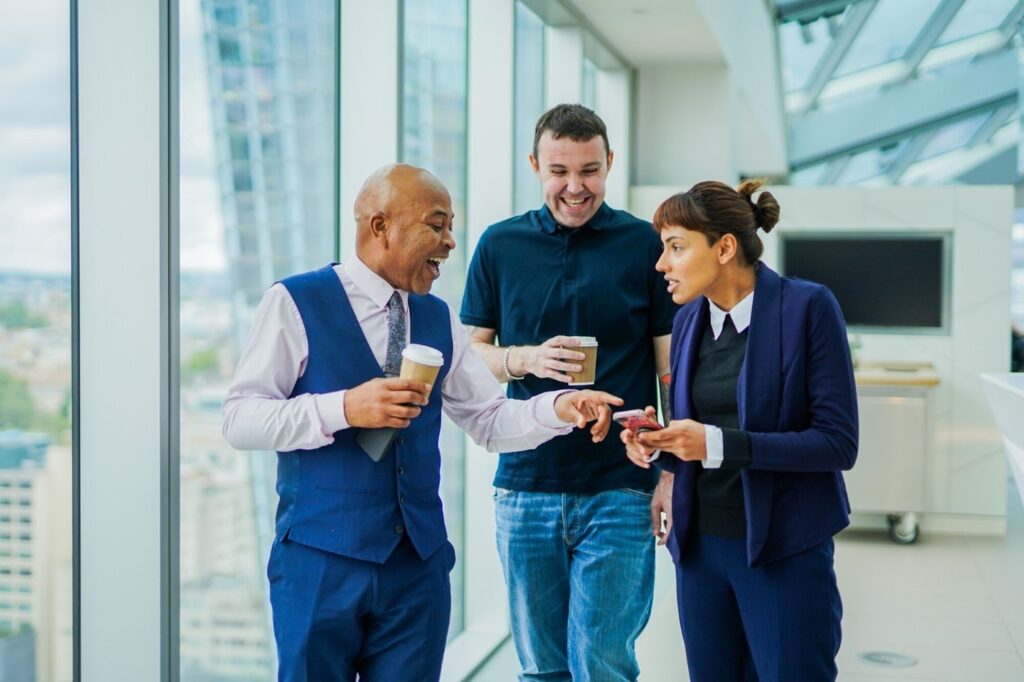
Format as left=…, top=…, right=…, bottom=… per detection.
left=622, top=180, right=858, bottom=681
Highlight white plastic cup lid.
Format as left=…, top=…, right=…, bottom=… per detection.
left=402, top=344, right=444, bottom=366
left=567, top=336, right=598, bottom=346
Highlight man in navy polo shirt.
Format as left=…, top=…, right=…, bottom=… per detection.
left=461, top=104, right=678, bottom=680
left=223, top=164, right=623, bottom=681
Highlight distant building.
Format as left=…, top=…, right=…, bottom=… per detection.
left=0, top=627, right=35, bottom=682
left=0, top=430, right=53, bottom=682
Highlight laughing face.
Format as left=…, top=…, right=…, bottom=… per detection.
left=379, top=175, right=455, bottom=296
left=530, top=131, right=612, bottom=229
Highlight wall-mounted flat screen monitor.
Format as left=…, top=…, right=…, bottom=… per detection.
left=779, top=232, right=950, bottom=332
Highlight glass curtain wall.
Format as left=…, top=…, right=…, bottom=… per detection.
left=513, top=0, right=545, bottom=214
left=178, top=0, right=337, bottom=679
left=399, top=0, right=469, bottom=642
left=0, top=1, right=74, bottom=681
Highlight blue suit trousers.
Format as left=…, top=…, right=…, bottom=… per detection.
left=675, top=532, right=841, bottom=682
left=269, top=535, right=455, bottom=682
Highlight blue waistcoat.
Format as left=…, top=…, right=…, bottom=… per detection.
left=274, top=264, right=453, bottom=564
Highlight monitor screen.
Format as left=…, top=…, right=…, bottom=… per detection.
left=779, top=234, right=948, bottom=330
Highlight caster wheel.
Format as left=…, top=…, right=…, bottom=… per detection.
left=887, top=513, right=919, bottom=544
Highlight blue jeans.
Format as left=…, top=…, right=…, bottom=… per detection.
left=494, top=488, right=655, bottom=682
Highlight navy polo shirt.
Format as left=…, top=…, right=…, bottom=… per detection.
left=460, top=202, right=678, bottom=493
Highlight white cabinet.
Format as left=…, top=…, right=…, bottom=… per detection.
left=846, top=386, right=929, bottom=514
left=844, top=363, right=939, bottom=542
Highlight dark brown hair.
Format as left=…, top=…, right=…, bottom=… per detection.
left=533, top=103, right=610, bottom=159
left=652, top=179, right=780, bottom=265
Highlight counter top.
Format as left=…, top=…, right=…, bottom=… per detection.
left=855, top=362, right=940, bottom=387
left=981, top=373, right=1024, bottom=399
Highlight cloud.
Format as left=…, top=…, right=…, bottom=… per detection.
left=0, top=0, right=227, bottom=274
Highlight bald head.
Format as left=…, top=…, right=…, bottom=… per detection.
left=353, top=163, right=455, bottom=295
left=355, top=164, right=449, bottom=237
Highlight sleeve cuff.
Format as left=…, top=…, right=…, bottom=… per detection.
left=537, top=390, right=575, bottom=429
left=702, top=424, right=724, bottom=469
left=721, top=427, right=752, bottom=469
left=314, top=390, right=349, bottom=435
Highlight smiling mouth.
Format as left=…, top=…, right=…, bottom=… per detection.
left=561, top=196, right=591, bottom=210
left=666, top=278, right=679, bottom=293
left=427, top=256, right=446, bottom=278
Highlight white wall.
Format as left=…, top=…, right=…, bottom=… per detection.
left=632, top=185, right=1014, bottom=531
left=633, top=63, right=733, bottom=189
left=696, top=0, right=787, bottom=176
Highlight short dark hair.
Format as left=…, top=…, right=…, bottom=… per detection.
left=652, top=180, right=781, bottom=266
left=532, top=104, right=610, bottom=159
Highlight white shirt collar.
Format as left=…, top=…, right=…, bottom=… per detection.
left=708, top=290, right=754, bottom=340
left=341, top=255, right=408, bottom=311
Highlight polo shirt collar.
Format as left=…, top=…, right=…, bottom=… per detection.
left=537, top=201, right=613, bottom=234
left=708, top=290, right=754, bottom=340
left=343, top=254, right=409, bottom=311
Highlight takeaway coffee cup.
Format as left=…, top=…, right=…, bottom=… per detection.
left=400, top=344, right=445, bottom=390
left=564, top=336, right=598, bottom=386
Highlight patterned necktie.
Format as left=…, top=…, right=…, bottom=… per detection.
left=383, top=291, right=406, bottom=377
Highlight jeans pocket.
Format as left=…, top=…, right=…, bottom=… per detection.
left=621, top=487, right=654, bottom=500
left=493, top=487, right=516, bottom=500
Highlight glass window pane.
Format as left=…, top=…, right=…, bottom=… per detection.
left=514, top=0, right=546, bottom=214
left=917, top=113, right=989, bottom=161
left=777, top=17, right=834, bottom=92
left=179, top=0, right=337, bottom=679
left=400, top=0, right=469, bottom=643
left=835, top=0, right=941, bottom=77
left=0, top=1, right=73, bottom=680
left=938, top=0, right=1017, bottom=45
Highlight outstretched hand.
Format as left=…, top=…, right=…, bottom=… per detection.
left=554, top=390, right=624, bottom=442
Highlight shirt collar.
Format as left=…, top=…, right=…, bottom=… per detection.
left=708, top=290, right=754, bottom=340
left=537, top=201, right=613, bottom=235
left=342, top=255, right=408, bottom=311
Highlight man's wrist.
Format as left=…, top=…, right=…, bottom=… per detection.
left=503, top=345, right=526, bottom=380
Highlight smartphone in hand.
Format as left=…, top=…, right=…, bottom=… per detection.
left=613, top=410, right=662, bottom=463
left=612, top=409, right=663, bottom=434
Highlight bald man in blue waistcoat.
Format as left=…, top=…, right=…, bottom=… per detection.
left=223, top=164, right=622, bottom=682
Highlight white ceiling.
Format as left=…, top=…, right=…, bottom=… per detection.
left=563, top=0, right=726, bottom=66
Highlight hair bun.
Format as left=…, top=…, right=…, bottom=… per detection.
left=737, top=179, right=780, bottom=233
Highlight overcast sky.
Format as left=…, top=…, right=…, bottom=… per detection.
left=0, top=0, right=225, bottom=274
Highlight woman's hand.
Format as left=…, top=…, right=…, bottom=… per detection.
left=620, top=405, right=660, bottom=468
left=638, top=419, right=707, bottom=461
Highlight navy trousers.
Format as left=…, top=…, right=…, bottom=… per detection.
left=268, top=535, right=455, bottom=682
left=675, top=532, right=841, bottom=682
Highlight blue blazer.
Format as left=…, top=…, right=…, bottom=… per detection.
left=660, top=264, right=858, bottom=567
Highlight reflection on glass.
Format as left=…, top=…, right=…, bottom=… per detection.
left=938, top=0, right=1016, bottom=45
left=0, top=1, right=73, bottom=681
left=835, top=0, right=940, bottom=77
left=179, top=0, right=336, bottom=679
left=400, top=0, right=468, bottom=643
left=514, top=0, right=546, bottom=214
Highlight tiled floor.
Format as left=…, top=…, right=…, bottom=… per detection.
left=473, top=481, right=1024, bottom=681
